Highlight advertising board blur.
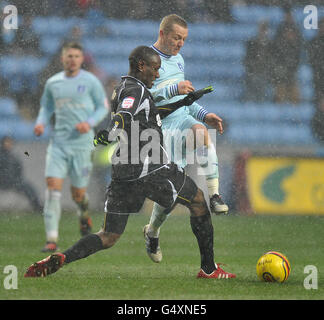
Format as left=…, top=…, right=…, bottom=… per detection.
left=246, top=157, right=324, bottom=215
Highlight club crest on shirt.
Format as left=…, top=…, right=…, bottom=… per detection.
left=177, top=63, right=184, bottom=72
left=77, top=85, right=86, bottom=93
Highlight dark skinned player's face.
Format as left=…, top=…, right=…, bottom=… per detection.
left=140, top=54, right=161, bottom=89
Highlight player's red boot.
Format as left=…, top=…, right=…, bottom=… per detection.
left=24, top=253, right=65, bottom=278
left=197, top=263, right=236, bottom=279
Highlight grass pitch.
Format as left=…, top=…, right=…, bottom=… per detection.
left=0, top=209, right=323, bottom=301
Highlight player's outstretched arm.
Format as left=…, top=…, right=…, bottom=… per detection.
left=157, top=86, right=213, bottom=119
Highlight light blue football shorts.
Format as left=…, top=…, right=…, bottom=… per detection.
left=162, top=115, right=201, bottom=168
left=45, top=143, right=93, bottom=188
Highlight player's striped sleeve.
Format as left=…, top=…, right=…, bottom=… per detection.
left=189, top=102, right=209, bottom=122
left=196, top=107, right=209, bottom=122
left=150, top=84, right=179, bottom=102
left=168, top=83, right=179, bottom=98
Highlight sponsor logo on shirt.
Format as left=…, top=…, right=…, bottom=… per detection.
left=121, top=97, right=135, bottom=109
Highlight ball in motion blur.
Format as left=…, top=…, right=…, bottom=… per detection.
left=256, top=251, right=291, bottom=283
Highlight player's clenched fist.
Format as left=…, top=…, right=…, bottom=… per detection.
left=75, top=122, right=91, bottom=134
left=93, top=130, right=109, bottom=147
left=34, top=124, right=44, bottom=136
left=177, top=80, right=195, bottom=94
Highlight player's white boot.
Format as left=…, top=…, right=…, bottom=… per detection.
left=210, top=194, right=229, bottom=215
left=143, top=224, right=162, bottom=263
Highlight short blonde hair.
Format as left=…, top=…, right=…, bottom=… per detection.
left=159, top=14, right=187, bottom=34
left=61, top=41, right=83, bottom=55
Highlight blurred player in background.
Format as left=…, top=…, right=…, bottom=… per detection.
left=34, top=41, right=108, bottom=252
left=25, top=45, right=235, bottom=280
left=144, top=14, right=228, bottom=263
left=0, top=136, right=42, bottom=213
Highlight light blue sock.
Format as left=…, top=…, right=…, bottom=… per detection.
left=196, top=144, right=219, bottom=179
left=148, top=203, right=168, bottom=237
left=43, top=189, right=62, bottom=242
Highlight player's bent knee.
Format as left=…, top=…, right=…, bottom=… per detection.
left=189, top=188, right=209, bottom=217
left=71, top=187, right=87, bottom=203
left=96, top=230, right=121, bottom=249
left=192, top=188, right=206, bottom=204
left=190, top=124, right=209, bottom=149
left=46, top=177, right=63, bottom=190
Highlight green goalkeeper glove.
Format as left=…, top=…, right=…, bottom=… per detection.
left=93, top=130, right=109, bottom=147
left=182, top=85, right=213, bottom=106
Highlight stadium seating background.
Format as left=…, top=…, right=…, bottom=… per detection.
left=0, top=5, right=323, bottom=146
left=1, top=3, right=324, bottom=211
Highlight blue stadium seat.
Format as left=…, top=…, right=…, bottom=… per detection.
left=298, top=64, right=313, bottom=84
left=280, top=124, right=315, bottom=144
left=40, top=36, right=63, bottom=55
left=278, top=103, right=315, bottom=123
left=226, top=121, right=314, bottom=145
left=297, top=65, right=314, bottom=101
left=0, top=56, right=48, bottom=94
left=185, top=63, right=244, bottom=81
left=0, top=118, right=50, bottom=141
left=0, top=97, right=19, bottom=117
left=96, top=57, right=128, bottom=78
left=214, top=64, right=245, bottom=80
left=299, top=83, right=314, bottom=101
left=206, top=101, right=315, bottom=125
left=103, top=19, right=157, bottom=41
left=192, top=83, right=242, bottom=101
left=226, top=123, right=267, bottom=144
left=0, top=119, right=30, bottom=140
left=188, top=23, right=257, bottom=42
left=206, top=104, right=246, bottom=122
left=183, top=42, right=245, bottom=61
left=83, top=38, right=140, bottom=58
left=32, top=16, right=79, bottom=36
left=231, top=5, right=284, bottom=25
left=211, top=23, right=258, bottom=41
left=0, top=56, right=48, bottom=78
left=12, top=120, right=35, bottom=140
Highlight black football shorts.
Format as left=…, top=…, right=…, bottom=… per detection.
left=104, top=163, right=198, bottom=215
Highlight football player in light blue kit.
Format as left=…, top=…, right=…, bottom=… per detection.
left=34, top=42, right=108, bottom=252
left=144, top=14, right=228, bottom=263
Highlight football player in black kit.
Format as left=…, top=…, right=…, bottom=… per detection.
left=24, top=46, right=235, bottom=279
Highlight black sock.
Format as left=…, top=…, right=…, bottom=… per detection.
left=63, top=234, right=104, bottom=264
left=190, top=213, right=216, bottom=274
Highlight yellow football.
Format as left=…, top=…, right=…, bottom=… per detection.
left=256, top=251, right=291, bottom=283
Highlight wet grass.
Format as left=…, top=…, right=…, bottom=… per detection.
left=0, top=211, right=323, bottom=302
